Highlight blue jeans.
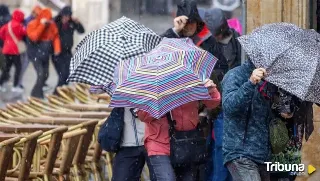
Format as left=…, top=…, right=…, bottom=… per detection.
left=148, top=155, right=198, bottom=181
left=213, top=112, right=233, bottom=181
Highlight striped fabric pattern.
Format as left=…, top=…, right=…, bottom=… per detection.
left=109, top=38, right=218, bottom=119
left=68, top=16, right=161, bottom=87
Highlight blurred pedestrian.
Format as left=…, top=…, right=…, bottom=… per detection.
left=0, top=5, right=11, bottom=48
left=18, top=5, right=42, bottom=89
left=0, top=9, right=26, bottom=93
left=0, top=5, right=11, bottom=72
left=53, top=6, right=84, bottom=94
left=24, top=5, right=42, bottom=26
left=201, top=8, right=242, bottom=181
left=27, top=8, right=61, bottom=98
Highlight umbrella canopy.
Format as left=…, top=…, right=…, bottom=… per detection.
left=109, top=38, right=218, bottom=119
left=238, top=23, right=320, bottom=104
left=68, top=16, right=162, bottom=86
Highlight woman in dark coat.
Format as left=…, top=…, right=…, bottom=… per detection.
left=53, top=6, right=85, bottom=93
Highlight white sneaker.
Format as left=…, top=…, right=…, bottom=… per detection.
left=43, top=85, right=52, bottom=92
left=11, top=87, right=24, bottom=93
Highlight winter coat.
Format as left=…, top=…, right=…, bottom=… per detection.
left=0, top=10, right=26, bottom=55
left=0, top=5, right=10, bottom=26
left=137, top=89, right=221, bottom=156
left=24, top=6, right=42, bottom=26
left=27, top=8, right=61, bottom=55
left=222, top=60, right=271, bottom=164
left=0, top=5, right=11, bottom=48
left=202, top=8, right=241, bottom=83
left=121, top=108, right=145, bottom=147
left=54, top=6, right=85, bottom=53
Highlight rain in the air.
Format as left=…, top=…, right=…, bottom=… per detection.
left=0, top=0, right=319, bottom=181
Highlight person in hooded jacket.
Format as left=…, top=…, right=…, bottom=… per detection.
left=52, top=6, right=84, bottom=94
left=162, top=0, right=226, bottom=64
left=18, top=5, right=42, bottom=90
left=200, top=8, right=242, bottom=181
left=0, top=5, right=11, bottom=71
left=24, top=5, right=42, bottom=26
left=27, top=8, right=61, bottom=98
left=0, top=9, right=26, bottom=93
left=161, top=1, right=226, bottom=180
left=222, top=62, right=272, bottom=181
left=0, top=5, right=11, bottom=48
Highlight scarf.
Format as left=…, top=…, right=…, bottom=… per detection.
left=192, top=24, right=212, bottom=47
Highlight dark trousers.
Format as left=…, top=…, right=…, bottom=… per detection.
left=112, top=146, right=152, bottom=181
left=31, top=56, right=49, bottom=98
left=213, top=113, right=233, bottom=181
left=0, top=54, right=21, bottom=87
left=52, top=52, right=72, bottom=93
left=226, top=157, right=270, bottom=181
left=148, top=155, right=198, bottom=181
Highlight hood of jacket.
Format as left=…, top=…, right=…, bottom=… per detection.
left=0, top=5, right=9, bottom=17
left=0, top=5, right=10, bottom=26
left=176, top=0, right=203, bottom=23
left=203, top=8, right=230, bottom=36
left=37, top=8, right=52, bottom=20
left=32, top=5, right=42, bottom=16
left=12, top=10, right=25, bottom=23
left=55, top=6, right=72, bottom=23
left=60, top=6, right=72, bottom=16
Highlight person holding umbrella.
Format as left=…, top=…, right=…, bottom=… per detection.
left=162, top=0, right=227, bottom=65
left=200, top=8, right=241, bottom=181
left=222, top=23, right=318, bottom=181
left=107, top=38, right=221, bottom=181
left=136, top=78, right=220, bottom=181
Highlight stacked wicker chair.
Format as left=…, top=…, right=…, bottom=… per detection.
left=0, top=83, right=129, bottom=181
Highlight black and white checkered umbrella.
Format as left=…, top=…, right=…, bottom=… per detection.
left=68, top=16, right=162, bottom=86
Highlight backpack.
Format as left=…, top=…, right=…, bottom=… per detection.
left=98, top=107, right=124, bottom=152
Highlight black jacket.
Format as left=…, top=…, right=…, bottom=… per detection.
left=54, top=7, right=85, bottom=53
left=212, top=29, right=242, bottom=82
left=0, top=5, right=10, bottom=48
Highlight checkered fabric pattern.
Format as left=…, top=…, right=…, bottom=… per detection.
left=68, top=16, right=162, bottom=86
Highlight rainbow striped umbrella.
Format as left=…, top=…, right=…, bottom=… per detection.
left=109, top=38, right=218, bottom=119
